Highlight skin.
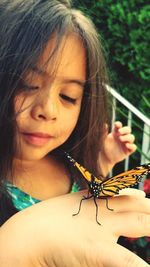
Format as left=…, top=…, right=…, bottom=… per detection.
left=104, top=121, right=137, bottom=163
left=99, top=121, right=137, bottom=176
left=0, top=189, right=150, bottom=267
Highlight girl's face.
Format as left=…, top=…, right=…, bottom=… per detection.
left=14, top=34, right=86, bottom=161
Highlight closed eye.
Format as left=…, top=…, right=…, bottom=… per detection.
left=60, top=94, right=77, bottom=104
left=22, top=84, right=39, bottom=90
left=19, top=80, right=39, bottom=91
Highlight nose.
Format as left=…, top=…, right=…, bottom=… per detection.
left=31, top=90, right=58, bottom=121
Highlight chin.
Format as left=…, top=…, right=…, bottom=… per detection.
left=15, top=148, right=50, bottom=162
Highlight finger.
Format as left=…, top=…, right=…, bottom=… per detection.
left=107, top=194, right=150, bottom=214
left=111, top=212, right=150, bottom=237
left=114, top=121, right=123, bottom=129
left=113, top=121, right=123, bottom=135
left=124, top=143, right=137, bottom=154
left=119, top=188, right=146, bottom=198
left=119, top=134, right=135, bottom=143
left=82, top=194, right=150, bottom=227
left=95, top=242, right=150, bottom=267
left=118, top=126, right=132, bottom=135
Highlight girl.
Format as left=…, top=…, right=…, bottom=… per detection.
left=0, top=1, right=149, bottom=266
left=0, top=0, right=136, bottom=224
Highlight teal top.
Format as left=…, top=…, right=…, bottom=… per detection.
left=5, top=181, right=80, bottom=211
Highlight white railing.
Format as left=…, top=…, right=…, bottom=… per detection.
left=107, top=85, right=150, bottom=189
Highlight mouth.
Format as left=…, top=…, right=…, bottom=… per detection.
left=21, top=132, right=53, bottom=146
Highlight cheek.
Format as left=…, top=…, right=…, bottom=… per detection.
left=59, top=108, right=80, bottom=136
left=14, top=94, right=34, bottom=123
left=14, top=93, right=28, bottom=113
left=14, top=100, right=30, bottom=131
left=14, top=93, right=34, bottom=114
left=14, top=95, right=22, bottom=114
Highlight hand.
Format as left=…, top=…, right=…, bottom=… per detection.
left=99, top=121, right=137, bottom=175
left=0, top=189, right=150, bottom=267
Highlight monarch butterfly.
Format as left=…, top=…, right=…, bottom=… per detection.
left=65, top=152, right=150, bottom=225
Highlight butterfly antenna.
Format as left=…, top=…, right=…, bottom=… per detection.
left=64, top=151, right=76, bottom=164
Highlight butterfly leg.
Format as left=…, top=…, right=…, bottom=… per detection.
left=93, top=197, right=101, bottom=225
left=72, top=195, right=93, bottom=217
left=105, top=198, right=113, bottom=211
left=87, top=189, right=91, bottom=198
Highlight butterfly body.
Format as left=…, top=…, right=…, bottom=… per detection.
left=89, top=180, right=102, bottom=198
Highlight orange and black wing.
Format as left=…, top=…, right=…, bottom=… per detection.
left=65, top=152, right=103, bottom=184
left=65, top=152, right=150, bottom=198
left=98, top=163, right=150, bottom=197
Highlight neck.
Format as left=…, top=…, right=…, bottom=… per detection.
left=13, top=157, right=46, bottom=172
left=7, top=155, right=51, bottom=184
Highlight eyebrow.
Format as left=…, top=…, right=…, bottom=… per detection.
left=30, top=66, right=86, bottom=88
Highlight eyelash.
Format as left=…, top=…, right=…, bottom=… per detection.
left=60, top=94, right=77, bottom=104
left=21, top=83, right=39, bottom=91
left=20, top=83, right=77, bottom=104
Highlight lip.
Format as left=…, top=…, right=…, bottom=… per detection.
left=21, top=132, right=53, bottom=146
left=23, top=132, right=53, bottom=138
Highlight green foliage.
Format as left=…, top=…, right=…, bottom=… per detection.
left=73, top=0, right=150, bottom=161
left=73, top=0, right=150, bottom=113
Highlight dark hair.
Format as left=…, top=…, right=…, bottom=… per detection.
left=0, top=0, right=109, bottom=224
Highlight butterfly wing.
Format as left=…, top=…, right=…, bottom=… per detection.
left=74, top=162, right=103, bottom=184
left=99, top=163, right=150, bottom=197
left=65, top=152, right=103, bottom=184
left=108, top=164, right=150, bottom=180
left=65, top=152, right=150, bottom=198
